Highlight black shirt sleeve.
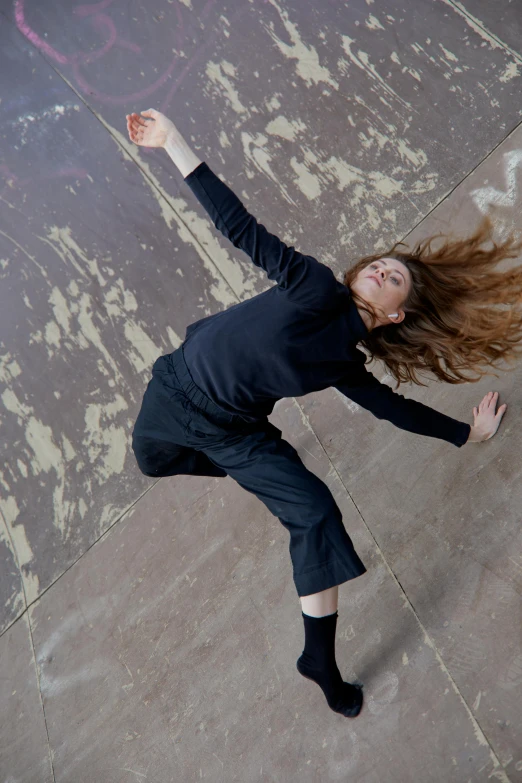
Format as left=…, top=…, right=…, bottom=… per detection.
left=334, top=359, right=471, bottom=447
left=184, top=162, right=338, bottom=309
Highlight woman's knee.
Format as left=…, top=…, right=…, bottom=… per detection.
left=132, top=446, right=161, bottom=477
left=132, top=435, right=170, bottom=477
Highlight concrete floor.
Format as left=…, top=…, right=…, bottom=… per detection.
left=1, top=1, right=522, bottom=781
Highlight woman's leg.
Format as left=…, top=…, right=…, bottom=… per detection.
left=300, top=585, right=338, bottom=617
left=197, top=425, right=364, bottom=717
left=131, top=370, right=227, bottom=478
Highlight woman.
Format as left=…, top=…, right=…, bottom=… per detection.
left=126, top=109, right=522, bottom=718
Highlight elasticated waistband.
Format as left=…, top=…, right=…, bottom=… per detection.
left=154, top=346, right=249, bottom=427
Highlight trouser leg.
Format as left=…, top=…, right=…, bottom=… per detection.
left=195, top=424, right=366, bottom=597
left=131, top=370, right=227, bottom=478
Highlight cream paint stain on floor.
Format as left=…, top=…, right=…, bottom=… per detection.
left=37, top=230, right=166, bottom=380
left=0, top=511, right=26, bottom=618
left=240, top=130, right=299, bottom=208
left=263, top=0, right=339, bottom=90
left=339, top=38, right=413, bottom=112
left=205, top=60, right=249, bottom=116
left=1, top=222, right=173, bottom=599
left=264, top=115, right=306, bottom=143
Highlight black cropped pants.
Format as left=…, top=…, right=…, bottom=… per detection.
left=132, top=346, right=366, bottom=597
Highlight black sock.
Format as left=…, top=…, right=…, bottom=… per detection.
left=296, top=610, right=363, bottom=718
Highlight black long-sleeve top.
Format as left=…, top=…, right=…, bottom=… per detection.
left=181, top=162, right=471, bottom=447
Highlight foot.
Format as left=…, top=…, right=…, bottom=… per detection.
left=296, top=655, right=363, bottom=718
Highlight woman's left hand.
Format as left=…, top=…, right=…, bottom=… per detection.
left=469, top=391, right=507, bottom=442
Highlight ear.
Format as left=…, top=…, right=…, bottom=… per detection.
left=390, top=311, right=405, bottom=324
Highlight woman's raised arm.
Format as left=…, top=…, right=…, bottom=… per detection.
left=126, top=109, right=338, bottom=309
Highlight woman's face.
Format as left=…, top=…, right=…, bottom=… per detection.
left=351, top=257, right=412, bottom=326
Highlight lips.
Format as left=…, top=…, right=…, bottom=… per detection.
left=368, top=275, right=382, bottom=288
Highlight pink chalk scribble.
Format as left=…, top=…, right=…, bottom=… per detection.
left=51, top=167, right=90, bottom=179
left=0, top=164, right=28, bottom=191
left=14, top=0, right=68, bottom=65
left=14, top=0, right=182, bottom=104
left=74, top=0, right=116, bottom=17
left=14, top=0, right=246, bottom=123
left=0, top=162, right=89, bottom=200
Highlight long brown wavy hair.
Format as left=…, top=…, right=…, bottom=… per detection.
left=343, top=215, right=522, bottom=388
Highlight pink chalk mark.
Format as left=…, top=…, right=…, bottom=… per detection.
left=15, top=0, right=237, bottom=128
left=71, top=5, right=186, bottom=105
left=115, top=38, right=141, bottom=54
left=160, top=0, right=241, bottom=114
left=80, top=13, right=117, bottom=64
left=76, top=13, right=141, bottom=63
left=51, top=167, right=89, bottom=178
left=74, top=0, right=116, bottom=17
left=15, top=0, right=185, bottom=106
left=14, top=0, right=68, bottom=65
left=15, top=1, right=119, bottom=67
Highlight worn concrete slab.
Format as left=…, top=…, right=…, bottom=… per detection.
left=298, top=124, right=522, bottom=776
left=2, top=0, right=522, bottom=622
left=1, top=0, right=522, bottom=780
left=0, top=21, right=265, bottom=628
left=0, top=613, right=53, bottom=782
left=24, top=399, right=503, bottom=783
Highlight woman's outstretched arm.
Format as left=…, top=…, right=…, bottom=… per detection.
left=126, top=109, right=338, bottom=309
left=335, top=358, right=507, bottom=447
left=335, top=372, right=472, bottom=447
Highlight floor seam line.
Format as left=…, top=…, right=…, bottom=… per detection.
left=399, top=116, right=522, bottom=246
left=441, top=0, right=522, bottom=65
left=292, top=396, right=512, bottom=781
left=26, top=608, right=57, bottom=783
left=0, top=504, right=57, bottom=783
left=0, top=480, right=160, bottom=639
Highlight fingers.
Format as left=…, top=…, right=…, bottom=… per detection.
left=475, top=391, right=507, bottom=417
left=126, top=113, right=148, bottom=144
left=479, top=391, right=498, bottom=412
left=127, top=114, right=147, bottom=131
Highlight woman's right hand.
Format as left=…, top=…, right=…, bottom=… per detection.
left=126, top=109, right=178, bottom=149
left=467, top=391, right=507, bottom=442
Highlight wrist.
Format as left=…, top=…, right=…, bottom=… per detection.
left=164, top=127, right=185, bottom=149
left=164, top=132, right=202, bottom=178
left=467, top=425, right=484, bottom=443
